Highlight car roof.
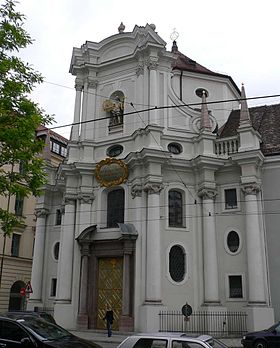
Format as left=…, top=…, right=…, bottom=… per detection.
left=130, top=333, right=212, bottom=341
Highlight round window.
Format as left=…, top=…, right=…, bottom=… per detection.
left=227, top=231, right=240, bottom=253
left=167, top=142, right=182, bottom=155
left=195, top=88, right=209, bottom=98
left=53, top=242, right=60, bottom=260
left=107, top=144, right=123, bottom=157
left=169, top=245, right=185, bottom=282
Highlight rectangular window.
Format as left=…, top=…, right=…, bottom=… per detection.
left=11, top=234, right=21, bottom=257
left=52, top=141, right=60, bottom=154
left=60, top=145, right=67, bottom=157
left=225, top=188, right=237, bottom=209
left=55, top=209, right=62, bottom=225
left=229, top=275, right=243, bottom=298
left=50, top=278, right=57, bottom=297
left=14, top=195, right=24, bottom=216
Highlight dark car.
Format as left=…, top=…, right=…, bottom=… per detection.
left=0, top=315, right=102, bottom=348
left=241, top=321, right=280, bottom=348
left=4, top=310, right=56, bottom=324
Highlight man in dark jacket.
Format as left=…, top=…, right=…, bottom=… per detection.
left=103, top=308, right=114, bottom=337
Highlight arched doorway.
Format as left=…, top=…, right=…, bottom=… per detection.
left=8, top=280, right=25, bottom=310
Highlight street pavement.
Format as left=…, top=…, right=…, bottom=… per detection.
left=70, top=329, right=243, bottom=348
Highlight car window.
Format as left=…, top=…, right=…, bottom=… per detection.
left=172, top=341, right=205, bottom=348
left=134, top=338, right=167, bottom=348
left=20, top=318, right=71, bottom=340
left=275, top=323, right=280, bottom=334
left=0, top=320, right=29, bottom=341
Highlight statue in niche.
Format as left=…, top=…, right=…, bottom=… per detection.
left=103, top=92, right=124, bottom=126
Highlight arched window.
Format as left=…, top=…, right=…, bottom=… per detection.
left=9, top=280, right=25, bottom=310
left=107, top=188, right=124, bottom=228
left=169, top=245, right=185, bottom=282
left=169, top=189, right=183, bottom=227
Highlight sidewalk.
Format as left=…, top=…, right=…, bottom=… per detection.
left=70, top=330, right=242, bottom=347
left=70, top=329, right=129, bottom=345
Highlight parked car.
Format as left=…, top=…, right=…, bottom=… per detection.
left=117, top=333, right=228, bottom=348
left=241, top=321, right=280, bottom=348
left=3, top=310, right=56, bottom=324
left=0, top=315, right=102, bottom=348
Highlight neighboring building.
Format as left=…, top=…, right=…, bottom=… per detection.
left=28, top=23, right=279, bottom=333
left=0, top=127, right=67, bottom=312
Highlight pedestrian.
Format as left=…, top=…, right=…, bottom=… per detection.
left=103, top=306, right=114, bottom=337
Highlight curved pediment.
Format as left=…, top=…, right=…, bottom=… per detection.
left=76, top=225, right=97, bottom=244
left=70, top=24, right=167, bottom=71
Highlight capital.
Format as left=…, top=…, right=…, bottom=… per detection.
left=144, top=182, right=163, bottom=195
left=35, top=208, right=49, bottom=218
left=87, top=78, right=98, bottom=89
left=198, top=188, right=218, bottom=200
left=147, top=57, right=158, bottom=70
left=77, top=192, right=95, bottom=204
left=241, top=184, right=261, bottom=196
left=75, top=79, right=83, bottom=91
left=64, top=195, right=76, bottom=205
left=131, top=183, right=143, bottom=198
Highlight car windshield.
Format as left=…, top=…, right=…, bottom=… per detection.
left=18, top=317, right=71, bottom=340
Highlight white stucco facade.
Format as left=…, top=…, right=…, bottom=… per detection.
left=28, top=24, right=276, bottom=333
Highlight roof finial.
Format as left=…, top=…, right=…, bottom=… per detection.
left=239, top=83, right=251, bottom=124
left=118, top=22, right=125, bottom=33
left=200, top=91, right=212, bottom=131
left=170, top=28, right=179, bottom=52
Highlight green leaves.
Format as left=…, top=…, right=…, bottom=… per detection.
left=0, top=0, right=54, bottom=235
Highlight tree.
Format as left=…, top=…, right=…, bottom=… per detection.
left=0, top=0, right=53, bottom=235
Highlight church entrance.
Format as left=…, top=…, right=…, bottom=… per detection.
left=96, top=257, right=123, bottom=330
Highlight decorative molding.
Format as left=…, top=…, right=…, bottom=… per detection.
left=136, top=62, right=144, bottom=76
left=131, top=183, right=143, bottom=198
left=87, top=78, right=98, bottom=89
left=75, top=81, right=83, bottom=91
left=81, top=243, right=91, bottom=256
left=144, top=182, right=163, bottom=195
left=64, top=195, right=76, bottom=205
left=241, top=184, right=261, bottom=196
left=198, top=188, right=218, bottom=200
left=35, top=208, right=49, bottom=218
left=146, top=57, right=158, bottom=70
left=77, top=192, right=95, bottom=204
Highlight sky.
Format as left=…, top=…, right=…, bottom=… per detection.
left=15, top=0, right=280, bottom=138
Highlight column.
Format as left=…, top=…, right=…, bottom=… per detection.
left=80, top=78, right=98, bottom=141
left=144, top=182, right=163, bottom=302
left=199, top=189, right=220, bottom=304
left=77, top=192, right=94, bottom=235
left=77, top=242, right=90, bottom=328
left=121, top=252, right=130, bottom=315
left=148, top=58, right=159, bottom=125
left=71, top=81, right=83, bottom=141
left=29, top=208, right=49, bottom=302
left=56, top=197, right=76, bottom=303
left=242, top=184, right=266, bottom=303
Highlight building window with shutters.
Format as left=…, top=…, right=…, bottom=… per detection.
left=107, top=188, right=124, bottom=228
left=169, top=189, right=184, bottom=227
left=169, top=245, right=186, bottom=283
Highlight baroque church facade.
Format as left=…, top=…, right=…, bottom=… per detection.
left=29, top=23, right=279, bottom=333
